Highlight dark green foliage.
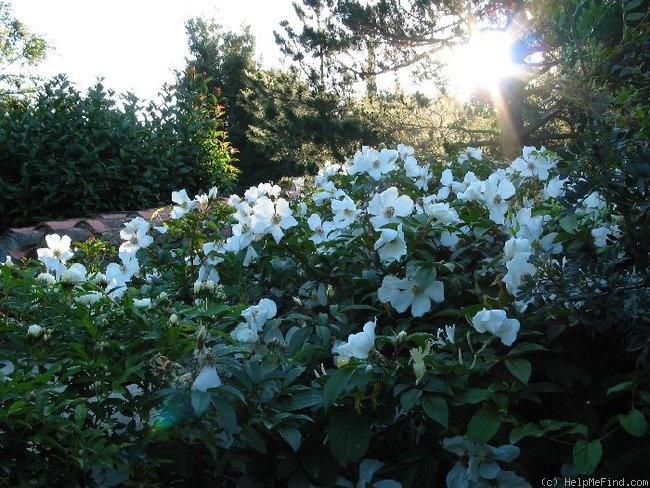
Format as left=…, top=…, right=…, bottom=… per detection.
left=518, top=0, right=650, bottom=365
left=0, top=74, right=237, bottom=230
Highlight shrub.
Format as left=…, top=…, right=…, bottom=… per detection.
left=0, top=72, right=237, bottom=230
left=0, top=144, right=648, bottom=486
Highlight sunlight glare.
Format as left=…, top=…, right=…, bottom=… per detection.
left=445, top=30, right=519, bottom=101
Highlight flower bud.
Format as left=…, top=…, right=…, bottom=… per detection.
left=27, top=324, right=43, bottom=337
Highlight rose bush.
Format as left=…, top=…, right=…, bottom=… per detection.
left=1, top=144, right=648, bottom=486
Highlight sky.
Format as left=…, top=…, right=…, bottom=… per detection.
left=10, top=0, right=295, bottom=101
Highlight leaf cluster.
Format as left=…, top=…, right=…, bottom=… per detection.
left=0, top=73, right=237, bottom=230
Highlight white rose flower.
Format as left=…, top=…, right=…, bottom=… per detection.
left=471, top=309, right=520, bottom=346
left=27, top=324, right=43, bottom=337
left=171, top=189, right=197, bottom=219
left=334, top=319, right=377, bottom=365
left=133, top=298, right=152, bottom=309
left=367, top=187, right=414, bottom=230
left=374, top=225, right=407, bottom=264
left=191, top=364, right=222, bottom=391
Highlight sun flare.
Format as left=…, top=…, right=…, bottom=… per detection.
left=445, top=30, right=520, bottom=101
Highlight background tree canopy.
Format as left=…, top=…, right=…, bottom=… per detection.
left=0, top=0, right=47, bottom=96
left=1, top=0, right=649, bottom=231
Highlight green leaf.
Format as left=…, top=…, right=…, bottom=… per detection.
left=400, top=389, right=422, bottom=413
left=191, top=390, right=211, bottom=416
left=422, top=395, right=449, bottom=428
left=573, top=439, right=602, bottom=475
left=507, top=342, right=547, bottom=357
left=8, top=400, right=29, bottom=414
left=322, top=366, right=370, bottom=412
left=640, top=391, right=650, bottom=404
left=466, top=406, right=501, bottom=444
left=284, top=387, right=322, bottom=410
left=214, top=398, right=237, bottom=435
left=568, top=423, right=589, bottom=438
left=625, top=0, right=644, bottom=10
left=453, top=388, right=491, bottom=405
left=626, top=12, right=646, bottom=21
left=606, top=381, right=635, bottom=396
left=74, top=403, right=86, bottom=428
left=288, top=325, right=312, bottom=357
left=505, top=359, right=532, bottom=385
left=279, top=426, right=302, bottom=452
left=422, top=378, right=454, bottom=395
left=618, top=408, right=648, bottom=437
left=559, top=214, right=579, bottom=234
left=374, top=481, right=402, bottom=488
left=244, top=425, right=267, bottom=454
left=288, top=471, right=310, bottom=488
left=509, top=422, right=545, bottom=443
left=327, top=408, right=371, bottom=466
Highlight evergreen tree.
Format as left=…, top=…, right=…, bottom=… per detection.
left=181, top=18, right=379, bottom=188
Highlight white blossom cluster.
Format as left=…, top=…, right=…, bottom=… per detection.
left=33, top=188, right=221, bottom=304
left=29, top=143, right=624, bottom=357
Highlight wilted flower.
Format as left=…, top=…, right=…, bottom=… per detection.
left=456, top=179, right=484, bottom=203
left=591, top=224, right=621, bottom=247
left=544, top=175, right=567, bottom=199
left=347, top=146, right=378, bottom=175
left=422, top=200, right=461, bottom=224
left=436, top=168, right=456, bottom=200
left=299, top=281, right=328, bottom=308
left=510, top=208, right=546, bottom=243
left=440, top=230, right=460, bottom=249
left=433, top=325, right=456, bottom=347
left=576, top=191, right=607, bottom=217
left=397, top=143, right=415, bottom=158
left=409, top=342, right=432, bottom=383
left=503, top=237, right=532, bottom=262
